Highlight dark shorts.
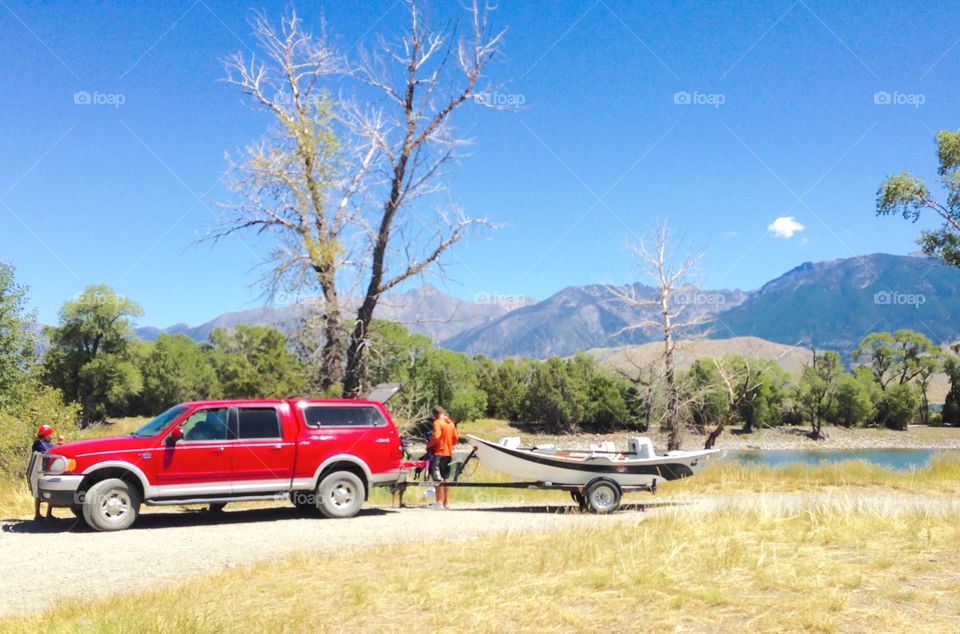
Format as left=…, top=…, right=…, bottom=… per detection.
left=432, top=456, right=452, bottom=480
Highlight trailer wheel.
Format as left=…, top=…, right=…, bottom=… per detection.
left=585, top=478, right=621, bottom=514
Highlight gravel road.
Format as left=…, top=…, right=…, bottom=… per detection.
left=0, top=500, right=649, bottom=616
left=2, top=490, right=957, bottom=617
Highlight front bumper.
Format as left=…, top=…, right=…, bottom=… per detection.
left=37, top=475, right=84, bottom=507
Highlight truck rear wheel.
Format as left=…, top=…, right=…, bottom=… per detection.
left=316, top=471, right=365, bottom=519
left=82, top=478, right=141, bottom=531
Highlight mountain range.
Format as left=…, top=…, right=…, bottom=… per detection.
left=137, top=253, right=960, bottom=359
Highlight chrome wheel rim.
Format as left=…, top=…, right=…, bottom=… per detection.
left=330, top=481, right=355, bottom=508
left=98, top=490, right=131, bottom=522
left=590, top=486, right=616, bottom=512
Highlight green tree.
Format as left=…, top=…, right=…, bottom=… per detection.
left=831, top=373, right=874, bottom=427
left=42, top=285, right=144, bottom=425
left=875, top=382, right=919, bottom=431
left=854, top=332, right=897, bottom=390
left=0, top=262, right=36, bottom=409
left=477, top=357, right=538, bottom=422
left=797, top=349, right=843, bottom=439
left=877, top=130, right=960, bottom=265
left=523, top=357, right=586, bottom=434
left=208, top=326, right=307, bottom=399
left=407, top=348, right=486, bottom=424
left=941, top=345, right=960, bottom=426
left=139, top=334, right=222, bottom=413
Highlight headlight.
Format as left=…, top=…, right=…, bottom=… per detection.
left=42, top=455, right=77, bottom=474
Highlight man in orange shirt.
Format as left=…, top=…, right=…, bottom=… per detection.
left=427, top=405, right=459, bottom=508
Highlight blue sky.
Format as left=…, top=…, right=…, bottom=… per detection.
left=1, top=0, right=957, bottom=328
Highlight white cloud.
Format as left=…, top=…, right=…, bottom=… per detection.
left=767, top=216, right=805, bottom=239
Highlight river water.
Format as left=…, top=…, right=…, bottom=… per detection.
left=726, top=449, right=948, bottom=471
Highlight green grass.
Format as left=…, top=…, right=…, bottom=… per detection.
left=4, top=497, right=959, bottom=633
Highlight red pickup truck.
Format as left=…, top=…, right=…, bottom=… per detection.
left=37, top=396, right=404, bottom=531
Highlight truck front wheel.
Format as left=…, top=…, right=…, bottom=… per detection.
left=316, top=471, right=365, bottom=519
left=82, top=478, right=141, bottom=531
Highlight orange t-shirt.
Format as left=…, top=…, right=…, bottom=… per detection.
left=427, top=416, right=459, bottom=457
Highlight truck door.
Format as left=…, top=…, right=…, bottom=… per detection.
left=230, top=405, right=296, bottom=494
left=156, top=407, right=232, bottom=497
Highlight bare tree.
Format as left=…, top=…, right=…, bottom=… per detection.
left=611, top=224, right=710, bottom=450
left=215, top=12, right=349, bottom=391
left=341, top=0, right=504, bottom=397
left=213, top=1, right=504, bottom=396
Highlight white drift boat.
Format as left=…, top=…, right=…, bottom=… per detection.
left=466, top=434, right=721, bottom=488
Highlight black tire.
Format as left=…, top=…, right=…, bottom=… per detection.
left=585, top=479, right=621, bottom=514
left=82, top=478, right=141, bottom=531
left=70, top=505, right=83, bottom=518
left=315, top=471, right=365, bottom=519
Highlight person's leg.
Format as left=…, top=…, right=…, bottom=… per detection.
left=34, top=497, right=42, bottom=521
left=45, top=502, right=54, bottom=519
left=439, top=456, right=452, bottom=508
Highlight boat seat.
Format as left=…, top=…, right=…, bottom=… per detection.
left=628, top=437, right=656, bottom=459
left=590, top=441, right=617, bottom=453
left=497, top=437, right=521, bottom=449
left=531, top=444, right=556, bottom=454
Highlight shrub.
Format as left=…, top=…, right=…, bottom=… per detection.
left=0, top=381, right=80, bottom=478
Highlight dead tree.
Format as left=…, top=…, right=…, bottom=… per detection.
left=341, top=0, right=504, bottom=397
left=611, top=224, right=709, bottom=451
left=213, top=2, right=504, bottom=396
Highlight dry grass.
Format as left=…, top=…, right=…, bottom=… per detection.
left=4, top=496, right=959, bottom=633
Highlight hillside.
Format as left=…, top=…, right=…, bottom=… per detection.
left=441, top=284, right=747, bottom=359
left=714, top=253, right=960, bottom=348
left=442, top=253, right=960, bottom=359
left=587, top=336, right=815, bottom=375
left=136, top=284, right=536, bottom=344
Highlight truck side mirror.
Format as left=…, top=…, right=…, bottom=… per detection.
left=166, top=427, right=184, bottom=445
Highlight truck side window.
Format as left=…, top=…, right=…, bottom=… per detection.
left=181, top=408, right=229, bottom=442
left=237, top=408, right=282, bottom=439
left=304, top=406, right=386, bottom=428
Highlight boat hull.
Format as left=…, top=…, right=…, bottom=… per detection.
left=467, top=435, right=720, bottom=487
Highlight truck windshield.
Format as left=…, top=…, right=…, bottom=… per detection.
left=131, top=405, right=189, bottom=438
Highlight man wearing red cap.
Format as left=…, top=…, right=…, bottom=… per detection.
left=31, top=424, right=62, bottom=521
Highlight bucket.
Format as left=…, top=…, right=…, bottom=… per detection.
left=424, top=486, right=437, bottom=506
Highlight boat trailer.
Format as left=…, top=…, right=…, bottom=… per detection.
left=393, top=448, right=657, bottom=514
